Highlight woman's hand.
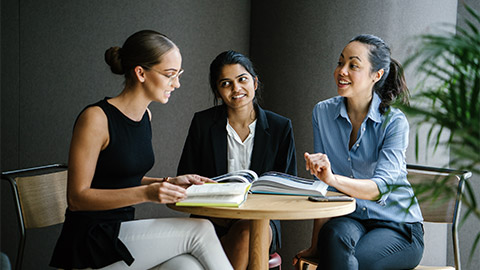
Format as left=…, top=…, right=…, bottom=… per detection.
left=305, top=153, right=380, bottom=199
left=146, top=181, right=188, bottom=204
left=168, top=174, right=214, bottom=188
left=292, top=246, right=318, bottom=269
left=304, top=152, right=336, bottom=186
left=144, top=174, right=214, bottom=204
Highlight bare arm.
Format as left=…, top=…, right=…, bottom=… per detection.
left=67, top=107, right=187, bottom=211
left=142, top=175, right=214, bottom=186
left=328, top=174, right=380, bottom=200
left=304, top=152, right=380, bottom=200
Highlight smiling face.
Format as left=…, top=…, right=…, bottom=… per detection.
left=216, top=64, right=257, bottom=111
left=144, top=47, right=182, bottom=104
left=334, top=41, right=383, bottom=101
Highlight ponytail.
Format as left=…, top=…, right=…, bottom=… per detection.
left=376, top=58, right=410, bottom=114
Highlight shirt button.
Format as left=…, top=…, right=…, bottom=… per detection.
left=356, top=143, right=360, bottom=147
left=362, top=128, right=366, bottom=131
left=362, top=207, right=366, bottom=211
left=347, top=157, right=351, bottom=161
left=350, top=175, right=353, bottom=178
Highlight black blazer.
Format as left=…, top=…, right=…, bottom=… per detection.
left=177, top=104, right=297, bottom=177
left=177, top=104, right=297, bottom=252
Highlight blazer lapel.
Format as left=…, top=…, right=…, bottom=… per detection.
left=250, top=106, right=270, bottom=173
left=211, top=107, right=228, bottom=176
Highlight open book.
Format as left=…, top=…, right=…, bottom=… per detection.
left=214, top=170, right=328, bottom=196
left=175, top=170, right=329, bottom=207
left=252, top=171, right=328, bottom=196
left=175, top=182, right=251, bottom=207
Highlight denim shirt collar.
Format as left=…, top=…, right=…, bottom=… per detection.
left=335, top=92, right=382, bottom=123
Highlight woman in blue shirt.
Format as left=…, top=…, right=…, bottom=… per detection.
left=293, top=34, right=424, bottom=270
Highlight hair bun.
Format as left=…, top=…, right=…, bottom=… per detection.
left=105, top=46, right=124, bottom=75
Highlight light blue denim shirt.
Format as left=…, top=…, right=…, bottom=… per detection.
left=312, top=93, right=423, bottom=223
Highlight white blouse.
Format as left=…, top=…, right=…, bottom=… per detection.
left=226, top=119, right=257, bottom=172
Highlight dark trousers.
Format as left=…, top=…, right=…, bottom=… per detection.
left=316, top=217, right=424, bottom=270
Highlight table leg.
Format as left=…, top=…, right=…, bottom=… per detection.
left=249, top=219, right=270, bottom=270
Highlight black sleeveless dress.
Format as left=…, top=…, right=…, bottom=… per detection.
left=50, top=98, right=155, bottom=269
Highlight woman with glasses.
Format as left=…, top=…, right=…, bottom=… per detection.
left=292, top=34, right=424, bottom=270
left=50, top=30, right=232, bottom=270
left=177, top=50, right=297, bottom=269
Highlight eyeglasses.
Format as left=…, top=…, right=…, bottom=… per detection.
left=148, top=67, right=184, bottom=86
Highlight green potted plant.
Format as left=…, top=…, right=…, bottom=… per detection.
left=394, top=4, right=479, bottom=259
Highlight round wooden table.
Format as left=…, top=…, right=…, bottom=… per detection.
left=168, top=193, right=355, bottom=270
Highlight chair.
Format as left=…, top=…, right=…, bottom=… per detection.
left=269, top=252, right=282, bottom=269
left=407, top=164, right=470, bottom=270
left=297, top=164, right=471, bottom=270
left=1, top=164, right=68, bottom=270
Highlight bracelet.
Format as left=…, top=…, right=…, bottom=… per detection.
left=161, top=177, right=170, bottom=182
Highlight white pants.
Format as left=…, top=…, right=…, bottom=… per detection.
left=95, top=218, right=232, bottom=270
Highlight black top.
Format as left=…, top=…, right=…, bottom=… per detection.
left=50, top=98, right=154, bottom=269
left=177, top=104, right=297, bottom=253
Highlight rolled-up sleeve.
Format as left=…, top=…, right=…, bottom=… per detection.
left=371, top=112, right=409, bottom=204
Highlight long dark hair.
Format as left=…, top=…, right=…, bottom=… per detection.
left=104, top=30, right=177, bottom=86
left=350, top=34, right=409, bottom=114
left=209, top=50, right=262, bottom=106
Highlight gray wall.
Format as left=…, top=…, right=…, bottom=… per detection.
left=2, top=0, right=478, bottom=269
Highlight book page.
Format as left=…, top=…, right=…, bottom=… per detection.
left=252, top=172, right=328, bottom=196
left=176, top=193, right=247, bottom=207
left=186, top=183, right=251, bottom=196
left=177, top=183, right=251, bottom=207
left=212, top=169, right=258, bottom=183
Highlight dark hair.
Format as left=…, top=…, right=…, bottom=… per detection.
left=105, top=30, right=177, bottom=85
left=209, top=50, right=262, bottom=106
left=350, top=34, right=409, bottom=113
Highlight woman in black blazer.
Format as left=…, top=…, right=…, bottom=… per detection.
left=178, top=50, right=297, bottom=269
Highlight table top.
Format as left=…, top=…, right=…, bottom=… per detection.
left=168, top=192, right=355, bottom=220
